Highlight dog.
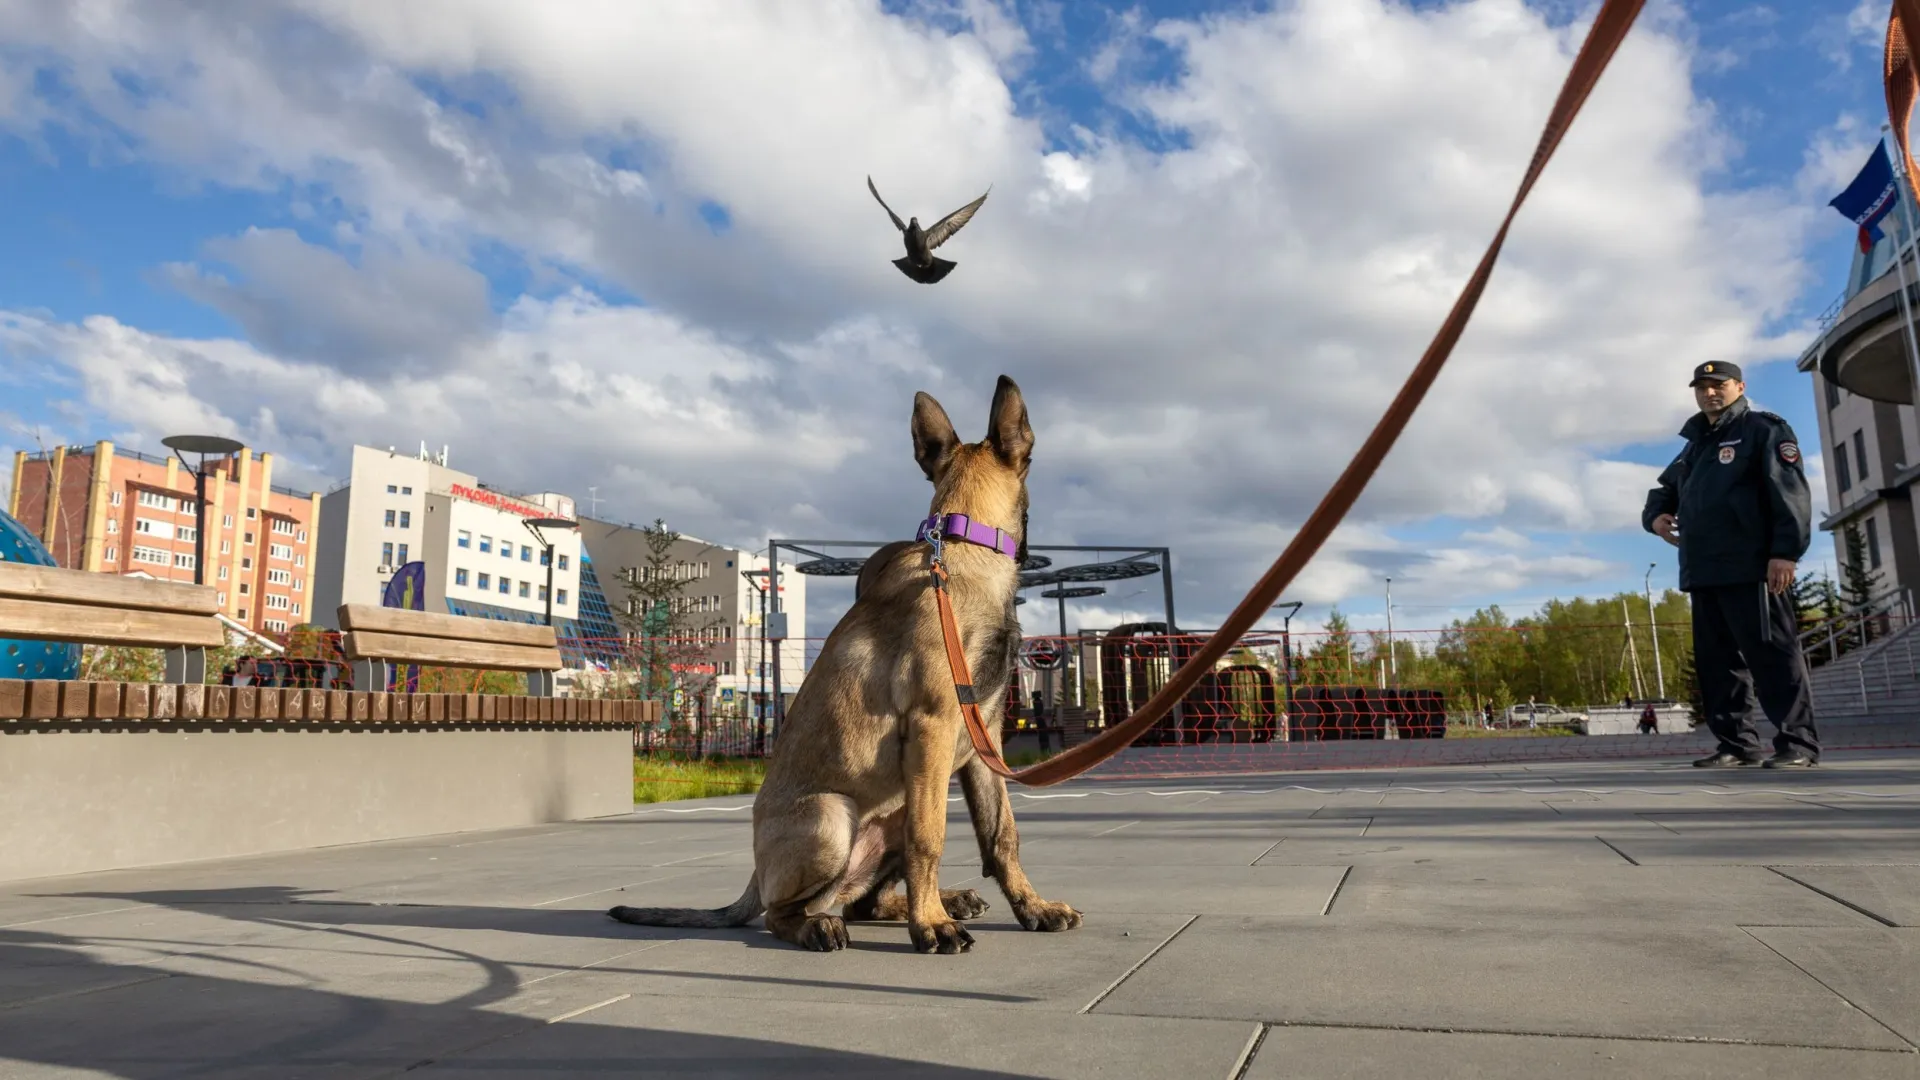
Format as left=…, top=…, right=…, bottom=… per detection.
left=609, top=375, right=1081, bottom=953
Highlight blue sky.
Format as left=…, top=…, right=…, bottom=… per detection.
left=0, top=0, right=1897, bottom=638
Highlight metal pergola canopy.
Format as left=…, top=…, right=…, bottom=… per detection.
left=762, top=537, right=1178, bottom=730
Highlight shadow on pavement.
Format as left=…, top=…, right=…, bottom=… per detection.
left=0, top=929, right=1041, bottom=1078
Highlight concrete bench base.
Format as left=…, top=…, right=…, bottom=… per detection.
left=0, top=727, right=633, bottom=883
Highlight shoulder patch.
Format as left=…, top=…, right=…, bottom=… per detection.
left=1778, top=441, right=1800, bottom=465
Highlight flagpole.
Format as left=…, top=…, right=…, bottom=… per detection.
left=1880, top=126, right=1920, bottom=415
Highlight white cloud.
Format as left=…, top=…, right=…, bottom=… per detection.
left=0, top=0, right=1830, bottom=632
left=160, top=228, right=495, bottom=376
left=1847, top=0, right=1883, bottom=45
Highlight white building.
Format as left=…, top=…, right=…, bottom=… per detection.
left=577, top=517, right=807, bottom=717
left=313, top=446, right=591, bottom=636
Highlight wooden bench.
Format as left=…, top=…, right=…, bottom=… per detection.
left=337, top=604, right=563, bottom=696
left=0, top=562, right=225, bottom=683
left=0, top=576, right=652, bottom=724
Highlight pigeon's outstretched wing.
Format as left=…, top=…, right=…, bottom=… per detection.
left=867, top=176, right=907, bottom=233
left=923, top=188, right=989, bottom=250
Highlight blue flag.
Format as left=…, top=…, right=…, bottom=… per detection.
left=1831, top=142, right=1901, bottom=254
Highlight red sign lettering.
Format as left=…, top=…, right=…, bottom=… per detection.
left=447, top=483, right=570, bottom=521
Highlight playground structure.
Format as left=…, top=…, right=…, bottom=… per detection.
left=1023, top=624, right=1449, bottom=748
left=765, top=537, right=1176, bottom=732
left=749, top=536, right=1451, bottom=753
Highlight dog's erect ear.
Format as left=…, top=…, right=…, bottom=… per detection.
left=986, top=375, right=1033, bottom=474
left=911, top=391, right=960, bottom=483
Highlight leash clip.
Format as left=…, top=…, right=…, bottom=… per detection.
left=928, top=530, right=947, bottom=575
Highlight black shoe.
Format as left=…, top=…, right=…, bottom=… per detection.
left=1692, top=751, right=1758, bottom=768
left=1761, top=750, right=1817, bottom=768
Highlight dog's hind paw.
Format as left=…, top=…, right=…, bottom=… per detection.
left=909, top=917, right=975, bottom=955
left=942, top=888, right=990, bottom=920
left=1013, top=898, right=1083, bottom=933
left=797, top=914, right=850, bottom=952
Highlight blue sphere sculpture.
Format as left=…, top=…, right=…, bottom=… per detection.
left=0, top=507, right=81, bottom=680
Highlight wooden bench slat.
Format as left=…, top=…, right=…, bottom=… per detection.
left=337, top=605, right=556, bottom=649
left=0, top=563, right=220, bottom=615
left=0, top=597, right=227, bottom=649
left=340, top=631, right=561, bottom=672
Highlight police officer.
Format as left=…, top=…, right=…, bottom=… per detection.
left=1643, top=361, right=1818, bottom=767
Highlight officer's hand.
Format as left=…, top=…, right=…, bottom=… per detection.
left=1767, top=559, right=1796, bottom=596
left=1651, top=514, right=1680, bottom=547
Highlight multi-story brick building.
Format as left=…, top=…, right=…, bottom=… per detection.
left=8, top=442, right=322, bottom=636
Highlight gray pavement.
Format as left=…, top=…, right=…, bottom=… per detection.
left=3, top=751, right=1918, bottom=1078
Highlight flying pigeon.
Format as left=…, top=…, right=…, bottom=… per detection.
left=867, top=175, right=989, bottom=284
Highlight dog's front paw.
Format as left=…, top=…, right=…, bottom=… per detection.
left=909, top=918, right=975, bottom=955
left=797, top=914, right=850, bottom=952
left=1013, top=898, right=1083, bottom=933
left=942, top=888, right=990, bottom=920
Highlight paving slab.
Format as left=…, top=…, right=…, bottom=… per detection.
left=1767, top=866, right=1920, bottom=926
left=969, top=863, right=1350, bottom=916
left=1256, top=833, right=1635, bottom=866
left=950, top=835, right=1289, bottom=867
left=415, top=996, right=1259, bottom=1080
left=1592, top=831, right=1920, bottom=865
left=1092, top=915, right=1912, bottom=1050
left=580, top=911, right=1196, bottom=1012
left=1334, top=861, right=1886, bottom=926
left=1241, top=1025, right=1920, bottom=1079
left=0, top=952, right=650, bottom=1079
left=1744, top=927, right=1920, bottom=1045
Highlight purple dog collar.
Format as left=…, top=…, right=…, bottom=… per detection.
left=917, top=513, right=1019, bottom=559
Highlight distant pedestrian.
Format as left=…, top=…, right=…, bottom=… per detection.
left=1643, top=360, right=1818, bottom=768
left=1638, top=702, right=1658, bottom=735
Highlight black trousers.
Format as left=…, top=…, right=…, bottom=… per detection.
left=1690, top=582, right=1819, bottom=759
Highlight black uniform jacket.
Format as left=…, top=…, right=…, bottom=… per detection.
left=1641, top=396, right=1813, bottom=591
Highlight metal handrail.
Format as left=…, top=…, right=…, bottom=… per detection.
left=1798, top=586, right=1914, bottom=665
left=1815, top=289, right=1848, bottom=333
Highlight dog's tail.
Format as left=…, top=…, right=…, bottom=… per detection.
left=607, top=878, right=762, bottom=929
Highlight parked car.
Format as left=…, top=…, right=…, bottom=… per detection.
left=1503, top=702, right=1589, bottom=727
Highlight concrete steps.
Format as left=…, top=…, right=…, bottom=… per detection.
left=1808, top=619, right=1920, bottom=721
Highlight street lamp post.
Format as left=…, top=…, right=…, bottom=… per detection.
left=1644, top=562, right=1666, bottom=700
left=523, top=517, right=579, bottom=628
left=161, top=434, right=245, bottom=589
left=160, top=434, right=244, bottom=687
left=524, top=516, right=578, bottom=698
left=1272, top=601, right=1303, bottom=725
left=1384, top=577, right=1395, bottom=684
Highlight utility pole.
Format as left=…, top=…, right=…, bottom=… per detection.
left=743, top=568, right=771, bottom=755
left=1644, top=563, right=1666, bottom=700
left=1621, top=596, right=1645, bottom=701
left=1384, top=577, right=1396, bottom=684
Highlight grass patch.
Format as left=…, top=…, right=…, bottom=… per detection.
left=634, top=755, right=768, bottom=804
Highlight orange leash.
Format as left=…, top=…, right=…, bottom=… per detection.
left=932, top=0, right=1647, bottom=788
left=930, top=560, right=1022, bottom=779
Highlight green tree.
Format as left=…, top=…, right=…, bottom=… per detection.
left=616, top=519, right=724, bottom=727
left=1675, top=642, right=1704, bottom=727
left=1839, top=523, right=1883, bottom=610
left=79, top=645, right=163, bottom=683
left=1836, top=524, right=1886, bottom=652
left=1302, top=607, right=1357, bottom=685
left=1790, top=569, right=1844, bottom=668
